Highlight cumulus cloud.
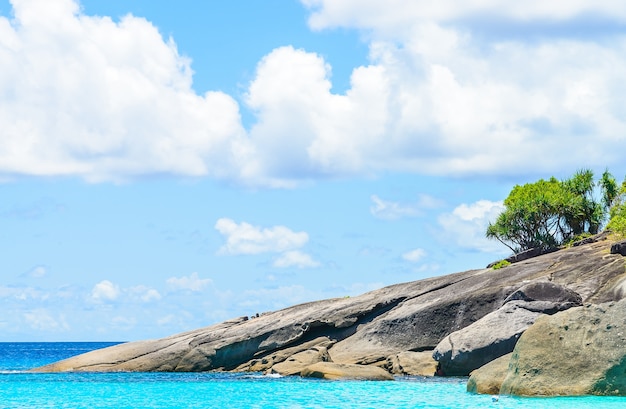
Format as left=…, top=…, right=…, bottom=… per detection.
left=402, top=248, right=427, bottom=263
left=273, top=250, right=321, bottom=268
left=215, top=218, right=309, bottom=255
left=215, top=218, right=319, bottom=268
left=0, top=0, right=246, bottom=182
left=90, top=280, right=120, bottom=302
left=3, top=0, right=626, bottom=186
left=438, top=200, right=507, bottom=253
left=290, top=0, right=626, bottom=180
left=166, top=272, right=212, bottom=292
left=302, top=0, right=626, bottom=32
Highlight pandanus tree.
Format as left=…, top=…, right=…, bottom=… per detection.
left=486, top=169, right=612, bottom=254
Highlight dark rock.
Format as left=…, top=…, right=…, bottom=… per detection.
left=503, top=281, right=582, bottom=306
left=610, top=240, right=626, bottom=256
left=572, top=231, right=610, bottom=247
left=507, top=247, right=559, bottom=264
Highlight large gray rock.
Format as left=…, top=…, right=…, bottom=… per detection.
left=499, top=299, right=626, bottom=396
left=34, top=240, right=626, bottom=374
left=433, top=282, right=582, bottom=376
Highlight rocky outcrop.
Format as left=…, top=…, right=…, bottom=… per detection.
left=268, top=345, right=331, bottom=376
left=300, top=362, right=393, bottom=380
left=467, top=353, right=511, bottom=395
left=386, top=351, right=438, bottom=376
left=433, top=281, right=583, bottom=376
left=498, top=299, right=626, bottom=396
left=34, top=239, right=626, bottom=379
left=234, top=337, right=334, bottom=373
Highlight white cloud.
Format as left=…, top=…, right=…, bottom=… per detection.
left=215, top=218, right=309, bottom=255
left=90, top=280, right=120, bottom=302
left=3, top=0, right=626, bottom=186
left=438, top=200, right=507, bottom=253
left=23, top=265, right=47, bottom=278
left=0, top=0, right=246, bottom=182
left=370, top=194, right=441, bottom=220
left=166, top=272, right=212, bottom=292
left=402, top=248, right=427, bottom=263
left=128, top=285, right=162, bottom=302
left=302, top=0, right=626, bottom=32
left=273, top=250, right=320, bottom=268
left=0, top=284, right=47, bottom=301
left=23, top=309, right=69, bottom=332
left=370, top=195, right=419, bottom=220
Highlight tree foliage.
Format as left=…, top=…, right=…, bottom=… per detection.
left=604, top=172, right=626, bottom=238
left=486, top=169, right=607, bottom=253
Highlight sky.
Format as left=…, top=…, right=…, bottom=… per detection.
left=2, top=0, right=626, bottom=341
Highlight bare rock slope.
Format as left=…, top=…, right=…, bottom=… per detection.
left=35, top=239, right=626, bottom=375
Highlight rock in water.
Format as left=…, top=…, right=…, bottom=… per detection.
left=300, top=362, right=393, bottom=380
left=466, top=353, right=512, bottom=395
left=433, top=281, right=582, bottom=376
left=500, top=299, right=626, bottom=396
left=386, top=351, right=438, bottom=376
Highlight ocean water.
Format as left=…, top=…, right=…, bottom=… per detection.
left=1, top=343, right=625, bottom=409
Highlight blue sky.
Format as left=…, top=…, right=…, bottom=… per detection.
left=2, top=0, right=626, bottom=341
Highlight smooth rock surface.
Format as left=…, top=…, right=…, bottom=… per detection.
left=467, top=354, right=512, bottom=395
left=499, top=299, right=626, bottom=396
left=386, top=351, right=438, bottom=376
left=34, top=240, right=626, bottom=374
left=433, top=282, right=582, bottom=376
left=269, top=346, right=331, bottom=376
left=300, top=362, right=393, bottom=380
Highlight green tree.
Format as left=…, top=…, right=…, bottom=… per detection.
left=486, top=177, right=566, bottom=253
left=560, top=169, right=603, bottom=237
left=486, top=169, right=606, bottom=253
left=604, top=173, right=626, bottom=237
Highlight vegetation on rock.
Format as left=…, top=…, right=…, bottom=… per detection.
left=486, top=169, right=625, bottom=253
left=491, top=260, right=510, bottom=270
left=601, top=171, right=626, bottom=238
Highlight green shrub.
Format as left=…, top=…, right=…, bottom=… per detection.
left=607, top=204, right=626, bottom=238
left=492, top=260, right=511, bottom=270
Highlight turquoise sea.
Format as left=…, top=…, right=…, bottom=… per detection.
left=1, top=343, right=625, bottom=409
